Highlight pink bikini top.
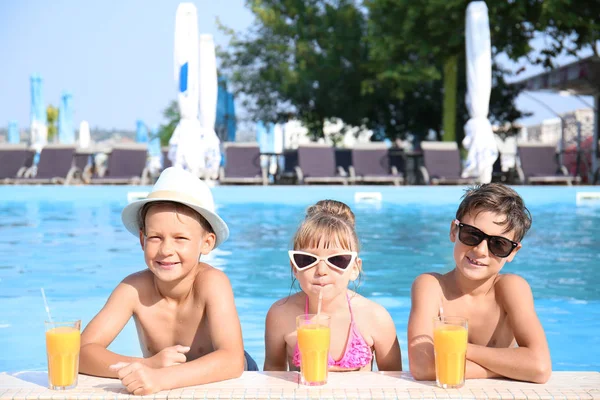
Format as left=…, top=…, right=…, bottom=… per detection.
left=292, top=294, right=373, bottom=370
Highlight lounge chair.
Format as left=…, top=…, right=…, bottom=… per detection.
left=13, top=144, right=77, bottom=185
left=219, top=142, right=268, bottom=185
left=276, top=149, right=299, bottom=184
left=71, top=148, right=95, bottom=183
left=516, top=143, right=581, bottom=185
left=0, top=144, right=35, bottom=183
left=335, top=148, right=352, bottom=177
left=87, top=143, right=150, bottom=185
left=419, top=141, right=476, bottom=185
left=295, top=144, right=348, bottom=185
left=349, top=143, right=404, bottom=185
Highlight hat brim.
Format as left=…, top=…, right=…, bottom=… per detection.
left=121, top=197, right=229, bottom=248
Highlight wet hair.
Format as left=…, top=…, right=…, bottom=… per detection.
left=456, top=183, right=532, bottom=242
left=294, top=200, right=359, bottom=252
left=138, top=201, right=214, bottom=236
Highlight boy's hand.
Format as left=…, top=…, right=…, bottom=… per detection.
left=145, top=345, right=190, bottom=368
left=110, top=362, right=164, bottom=395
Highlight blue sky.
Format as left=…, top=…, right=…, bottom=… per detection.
left=0, top=1, right=595, bottom=132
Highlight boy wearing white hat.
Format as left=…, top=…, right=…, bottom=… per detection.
left=80, top=167, right=251, bottom=394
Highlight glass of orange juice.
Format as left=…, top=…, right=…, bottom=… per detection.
left=296, top=314, right=330, bottom=386
left=45, top=320, right=81, bottom=390
left=433, top=316, right=468, bottom=389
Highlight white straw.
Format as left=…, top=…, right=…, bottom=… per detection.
left=40, top=288, right=53, bottom=323
left=316, top=288, right=323, bottom=320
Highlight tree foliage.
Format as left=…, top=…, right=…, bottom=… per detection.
left=217, top=0, right=599, bottom=142
left=157, top=100, right=180, bottom=146
left=46, top=105, right=58, bottom=142
left=219, top=0, right=370, bottom=139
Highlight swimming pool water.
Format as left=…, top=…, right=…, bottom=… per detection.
left=0, top=185, right=599, bottom=372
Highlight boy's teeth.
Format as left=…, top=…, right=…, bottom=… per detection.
left=469, top=257, right=484, bottom=266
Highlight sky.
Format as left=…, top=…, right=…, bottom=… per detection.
left=0, top=1, right=596, bottom=133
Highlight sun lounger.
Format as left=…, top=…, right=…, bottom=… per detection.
left=335, top=148, right=352, bottom=177
left=275, top=149, right=299, bottom=184
left=517, top=143, right=581, bottom=185
left=0, top=144, right=35, bottom=183
left=295, top=144, right=348, bottom=185
left=349, top=143, right=404, bottom=185
left=87, top=143, right=150, bottom=185
left=219, top=142, right=268, bottom=185
left=420, top=141, right=476, bottom=185
left=13, top=144, right=77, bottom=185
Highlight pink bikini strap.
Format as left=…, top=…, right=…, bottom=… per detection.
left=346, top=293, right=355, bottom=321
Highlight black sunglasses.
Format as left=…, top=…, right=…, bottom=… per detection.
left=454, top=220, right=519, bottom=258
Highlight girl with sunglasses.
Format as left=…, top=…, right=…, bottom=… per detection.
left=407, top=183, right=551, bottom=383
left=264, top=200, right=402, bottom=372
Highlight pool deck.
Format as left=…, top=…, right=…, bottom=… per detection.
left=1, top=371, right=599, bottom=399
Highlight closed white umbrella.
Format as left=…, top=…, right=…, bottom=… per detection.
left=461, top=1, right=498, bottom=183
left=198, top=34, right=221, bottom=179
left=169, top=2, right=204, bottom=177
left=78, top=121, right=91, bottom=148
left=272, top=123, right=284, bottom=175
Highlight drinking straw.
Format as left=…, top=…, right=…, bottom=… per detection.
left=316, top=288, right=323, bottom=323
left=40, top=288, right=53, bottom=323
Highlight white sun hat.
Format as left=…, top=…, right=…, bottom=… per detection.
left=121, top=167, right=229, bottom=247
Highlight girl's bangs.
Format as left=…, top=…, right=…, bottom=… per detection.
left=293, top=218, right=356, bottom=251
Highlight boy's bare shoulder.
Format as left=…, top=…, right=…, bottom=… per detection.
left=122, top=269, right=154, bottom=286
left=411, top=273, right=443, bottom=293
left=495, top=274, right=533, bottom=301
left=193, top=263, right=233, bottom=293
left=119, top=270, right=155, bottom=296
left=104, top=270, right=154, bottom=310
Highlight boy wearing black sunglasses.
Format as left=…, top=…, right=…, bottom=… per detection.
left=407, top=183, right=551, bottom=383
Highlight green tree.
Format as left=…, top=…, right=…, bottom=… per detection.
left=219, top=0, right=370, bottom=139
left=364, top=0, right=600, bottom=142
left=219, top=0, right=599, bottom=144
left=157, top=100, right=180, bottom=146
left=46, top=105, right=58, bottom=142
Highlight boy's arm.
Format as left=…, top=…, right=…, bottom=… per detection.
left=466, top=275, right=552, bottom=383
left=407, top=274, right=498, bottom=380
left=263, top=303, right=289, bottom=371
left=140, top=269, right=245, bottom=391
left=80, top=280, right=141, bottom=377
left=407, top=274, right=441, bottom=380
left=370, top=303, right=402, bottom=371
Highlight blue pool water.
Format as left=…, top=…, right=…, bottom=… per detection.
left=0, top=185, right=599, bottom=372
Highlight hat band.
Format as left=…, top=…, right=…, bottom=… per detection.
left=147, top=190, right=210, bottom=210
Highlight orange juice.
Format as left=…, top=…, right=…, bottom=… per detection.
left=45, top=323, right=81, bottom=389
left=433, top=324, right=468, bottom=388
left=297, top=325, right=330, bottom=385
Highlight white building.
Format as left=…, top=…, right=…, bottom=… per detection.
left=523, top=108, right=595, bottom=147
left=282, top=119, right=372, bottom=149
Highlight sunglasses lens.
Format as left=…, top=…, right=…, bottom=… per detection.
left=459, top=225, right=484, bottom=246
left=293, top=253, right=317, bottom=270
left=328, top=254, right=353, bottom=270
left=489, top=237, right=513, bottom=257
